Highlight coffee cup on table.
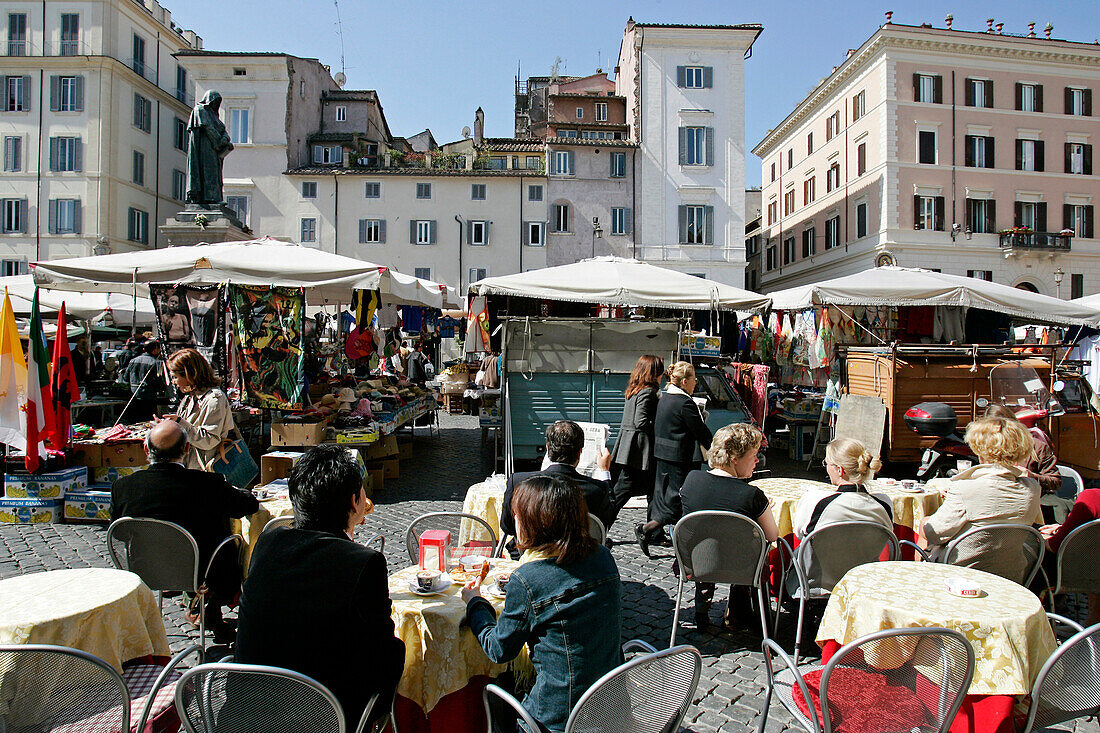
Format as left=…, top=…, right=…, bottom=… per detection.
left=460, top=555, right=487, bottom=577
left=494, top=573, right=510, bottom=592
left=416, top=570, right=440, bottom=592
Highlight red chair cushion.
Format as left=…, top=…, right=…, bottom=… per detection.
left=792, top=667, right=934, bottom=733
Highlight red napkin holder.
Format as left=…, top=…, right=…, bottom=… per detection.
left=418, top=529, right=452, bottom=572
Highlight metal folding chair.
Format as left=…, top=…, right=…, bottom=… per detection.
left=759, top=627, right=974, bottom=733
left=1018, top=622, right=1100, bottom=732
left=902, top=523, right=1046, bottom=587
left=670, top=510, right=772, bottom=645
left=587, top=513, right=607, bottom=545
left=1056, top=464, right=1086, bottom=498
left=778, top=521, right=899, bottom=665
left=404, top=511, right=497, bottom=563
left=261, top=515, right=295, bottom=533
left=1051, top=518, right=1100, bottom=597
left=107, top=517, right=243, bottom=653
left=175, top=662, right=345, bottom=733
left=484, top=640, right=702, bottom=733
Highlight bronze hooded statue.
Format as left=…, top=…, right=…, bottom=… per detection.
left=185, top=90, right=234, bottom=205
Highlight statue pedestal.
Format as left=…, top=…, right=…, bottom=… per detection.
left=161, top=204, right=252, bottom=247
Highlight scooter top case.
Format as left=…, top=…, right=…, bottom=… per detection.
left=904, top=402, right=958, bottom=437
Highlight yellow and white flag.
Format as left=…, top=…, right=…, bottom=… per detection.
left=0, top=291, right=28, bottom=451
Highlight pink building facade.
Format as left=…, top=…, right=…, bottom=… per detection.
left=753, top=22, right=1100, bottom=298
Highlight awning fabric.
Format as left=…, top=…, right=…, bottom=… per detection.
left=468, top=256, right=770, bottom=312
left=767, top=266, right=1100, bottom=327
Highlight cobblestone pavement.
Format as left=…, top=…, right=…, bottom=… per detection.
left=0, top=412, right=1096, bottom=732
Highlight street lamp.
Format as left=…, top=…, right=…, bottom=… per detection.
left=591, top=217, right=603, bottom=257
left=1053, top=267, right=1064, bottom=298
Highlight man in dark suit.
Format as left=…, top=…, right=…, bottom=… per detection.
left=111, top=420, right=258, bottom=642
left=501, top=421, right=613, bottom=553
left=236, top=444, right=404, bottom=731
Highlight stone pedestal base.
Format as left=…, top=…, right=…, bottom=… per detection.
left=160, top=204, right=252, bottom=247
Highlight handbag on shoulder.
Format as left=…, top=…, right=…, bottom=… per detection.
left=211, top=429, right=259, bottom=488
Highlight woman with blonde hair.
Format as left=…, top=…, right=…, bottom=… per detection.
left=920, top=416, right=1043, bottom=581
left=160, top=348, right=236, bottom=472
left=635, top=361, right=713, bottom=556
left=679, top=423, right=777, bottom=630
left=793, top=438, right=892, bottom=540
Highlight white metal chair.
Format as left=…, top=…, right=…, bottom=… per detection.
left=0, top=642, right=201, bottom=733
left=670, top=511, right=772, bottom=645
left=1056, top=464, right=1086, bottom=498
left=261, top=515, right=295, bottom=533
left=483, top=640, right=702, bottom=733
left=587, top=513, right=607, bottom=545
left=175, top=662, right=345, bottom=733
left=777, top=521, right=899, bottom=665
left=759, top=627, right=975, bottom=733
left=404, top=512, right=497, bottom=563
left=901, top=523, right=1046, bottom=587
left=1018, top=621, right=1100, bottom=732
left=365, top=532, right=386, bottom=554
left=107, top=517, right=243, bottom=654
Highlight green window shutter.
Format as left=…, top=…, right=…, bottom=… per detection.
left=430, top=220, right=437, bottom=244
left=676, top=66, right=686, bottom=87
left=964, top=79, right=974, bottom=107
left=934, top=196, right=945, bottom=231
left=705, top=127, right=715, bottom=166
left=567, top=151, right=574, bottom=175
left=678, top=128, right=687, bottom=165
left=987, top=137, right=995, bottom=168
left=913, top=73, right=920, bottom=102
left=987, top=81, right=994, bottom=108
left=624, top=208, right=633, bottom=236
left=1086, top=206, right=1095, bottom=238
left=359, top=219, right=367, bottom=243
left=915, top=195, right=923, bottom=227
left=48, top=138, right=58, bottom=171
left=22, top=76, right=30, bottom=111
left=18, top=199, right=27, bottom=232
left=1064, top=204, right=1074, bottom=230
left=379, top=220, right=386, bottom=244
left=964, top=136, right=974, bottom=167
left=678, top=205, right=687, bottom=243
left=1035, top=85, right=1044, bottom=112
left=313, top=145, right=323, bottom=163
left=466, top=220, right=472, bottom=242
left=985, top=200, right=995, bottom=233
left=1065, top=143, right=1072, bottom=173
left=1085, top=89, right=1093, bottom=116
left=521, top=222, right=529, bottom=245
left=485, top=220, right=491, bottom=244
left=933, top=75, right=943, bottom=104
left=1037, top=202, right=1048, bottom=232
left=702, top=67, right=713, bottom=88
left=74, top=139, right=81, bottom=171
left=47, top=199, right=57, bottom=234
left=1015, top=83, right=1022, bottom=110
left=410, top=220, right=416, bottom=244
left=1085, top=144, right=1093, bottom=175
left=1015, top=140, right=1022, bottom=170
left=1065, top=87, right=1073, bottom=114
left=49, top=76, right=59, bottom=111
left=74, top=76, right=83, bottom=111
left=704, top=206, right=714, bottom=244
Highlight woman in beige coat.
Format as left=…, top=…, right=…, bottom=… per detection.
left=162, top=348, right=236, bottom=471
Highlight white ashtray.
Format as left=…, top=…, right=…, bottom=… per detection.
left=945, top=578, right=981, bottom=597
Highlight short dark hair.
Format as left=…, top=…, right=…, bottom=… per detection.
left=145, top=425, right=187, bottom=463
left=288, top=444, right=362, bottom=534
left=545, top=420, right=584, bottom=463
left=143, top=340, right=161, bottom=355
left=513, top=475, right=596, bottom=565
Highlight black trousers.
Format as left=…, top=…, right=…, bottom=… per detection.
left=605, top=464, right=655, bottom=528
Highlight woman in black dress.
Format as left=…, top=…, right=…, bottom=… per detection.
left=635, top=361, right=713, bottom=556
left=605, top=354, right=664, bottom=531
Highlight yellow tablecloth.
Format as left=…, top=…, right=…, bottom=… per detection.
left=232, top=496, right=295, bottom=570
left=390, top=559, right=530, bottom=713
left=0, top=568, right=171, bottom=719
left=751, top=477, right=943, bottom=538
left=816, top=561, right=1056, bottom=696
left=459, top=479, right=506, bottom=546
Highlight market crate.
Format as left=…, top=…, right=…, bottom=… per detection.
left=5, top=467, right=88, bottom=498
left=64, top=490, right=112, bottom=523
left=442, top=393, right=465, bottom=414
left=92, top=465, right=146, bottom=484
left=0, top=497, right=63, bottom=524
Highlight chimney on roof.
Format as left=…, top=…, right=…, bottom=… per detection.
left=995, top=22, right=1004, bottom=34
left=945, top=14, right=953, bottom=30
left=846, top=48, right=856, bottom=58
left=986, top=18, right=995, bottom=33
left=1044, top=23, right=1053, bottom=38
left=884, top=10, right=893, bottom=23
left=474, top=107, right=484, bottom=146
left=1028, top=22, right=1036, bottom=37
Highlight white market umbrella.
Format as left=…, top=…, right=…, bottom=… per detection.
left=1072, top=292, right=1100, bottom=310
left=767, top=266, right=1100, bottom=328
left=468, top=256, right=770, bottom=312
left=0, top=275, right=155, bottom=325
left=31, top=237, right=450, bottom=309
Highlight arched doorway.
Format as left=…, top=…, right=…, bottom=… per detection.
left=1015, top=281, right=1039, bottom=293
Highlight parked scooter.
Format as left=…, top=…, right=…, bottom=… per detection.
left=904, top=362, right=1065, bottom=480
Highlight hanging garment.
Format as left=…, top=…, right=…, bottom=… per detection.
left=933, top=306, right=966, bottom=343
left=228, top=285, right=305, bottom=410
left=402, top=306, right=424, bottom=333
left=815, top=308, right=832, bottom=367
left=750, top=365, right=769, bottom=426
left=1068, top=335, right=1100, bottom=393
left=150, top=284, right=226, bottom=378
left=376, top=303, right=401, bottom=329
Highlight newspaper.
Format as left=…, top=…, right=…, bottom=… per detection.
left=539, top=421, right=609, bottom=476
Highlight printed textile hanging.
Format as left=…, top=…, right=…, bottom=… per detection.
left=149, top=284, right=226, bottom=377
left=228, top=284, right=305, bottom=410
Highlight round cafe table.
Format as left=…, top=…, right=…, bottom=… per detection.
left=458, top=478, right=506, bottom=546
left=232, top=496, right=295, bottom=571
left=389, top=558, right=531, bottom=733
left=0, top=568, right=171, bottom=721
left=816, top=562, right=1057, bottom=733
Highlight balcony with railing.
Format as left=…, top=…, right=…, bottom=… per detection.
left=998, top=229, right=1073, bottom=252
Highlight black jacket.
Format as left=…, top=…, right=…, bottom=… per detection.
left=236, top=527, right=405, bottom=729
left=653, top=391, right=713, bottom=465
left=502, top=463, right=612, bottom=537
left=406, top=350, right=428, bottom=383
left=610, top=386, right=658, bottom=472
left=111, top=462, right=258, bottom=567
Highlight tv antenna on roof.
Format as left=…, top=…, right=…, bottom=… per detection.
left=333, top=0, right=346, bottom=78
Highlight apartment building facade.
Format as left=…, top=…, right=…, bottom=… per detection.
left=754, top=22, right=1100, bottom=298
left=616, top=19, right=762, bottom=286
left=0, top=0, right=200, bottom=269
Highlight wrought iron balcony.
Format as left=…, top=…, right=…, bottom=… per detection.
left=998, top=230, right=1072, bottom=251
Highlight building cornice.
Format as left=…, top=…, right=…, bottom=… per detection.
left=753, top=25, right=1100, bottom=158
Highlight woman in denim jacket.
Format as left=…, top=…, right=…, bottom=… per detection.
left=463, top=475, right=623, bottom=732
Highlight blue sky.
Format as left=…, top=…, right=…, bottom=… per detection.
left=171, top=1, right=1100, bottom=187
